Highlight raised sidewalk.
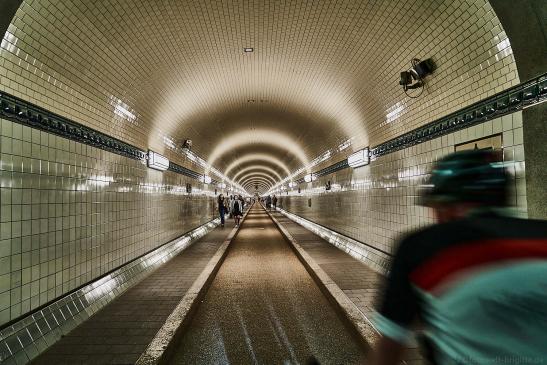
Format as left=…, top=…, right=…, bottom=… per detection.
left=30, top=222, right=242, bottom=365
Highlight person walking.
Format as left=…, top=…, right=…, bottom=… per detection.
left=272, top=194, right=278, bottom=210
left=217, top=194, right=226, bottom=227
left=224, top=197, right=230, bottom=221
left=232, top=196, right=242, bottom=227
left=371, top=149, right=547, bottom=365
left=266, top=195, right=272, bottom=210
left=228, top=195, right=234, bottom=219
left=238, top=195, right=245, bottom=211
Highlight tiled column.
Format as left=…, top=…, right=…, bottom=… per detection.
left=490, top=0, right=547, bottom=83
left=522, top=103, right=547, bottom=219
left=491, top=0, right=547, bottom=219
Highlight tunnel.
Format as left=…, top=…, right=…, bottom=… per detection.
left=0, top=0, right=546, bottom=364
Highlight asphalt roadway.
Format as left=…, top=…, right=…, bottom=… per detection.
left=170, top=204, right=367, bottom=364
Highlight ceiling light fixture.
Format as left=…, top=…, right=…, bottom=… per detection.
left=243, top=47, right=254, bottom=53
left=181, top=139, right=192, bottom=150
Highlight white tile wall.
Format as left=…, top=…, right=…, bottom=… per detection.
left=280, top=112, right=527, bottom=257
left=0, top=118, right=216, bottom=327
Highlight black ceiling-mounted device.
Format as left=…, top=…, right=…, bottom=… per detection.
left=399, top=58, right=436, bottom=98
left=182, top=139, right=192, bottom=150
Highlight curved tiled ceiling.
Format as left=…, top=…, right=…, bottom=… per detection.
left=233, top=165, right=282, bottom=183
left=243, top=180, right=271, bottom=194
left=224, top=153, right=292, bottom=177
left=0, top=0, right=518, bottom=193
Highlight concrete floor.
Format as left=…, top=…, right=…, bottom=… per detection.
left=171, top=204, right=367, bottom=364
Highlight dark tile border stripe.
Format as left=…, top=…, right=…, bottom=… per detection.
left=296, top=72, right=547, bottom=183
left=294, top=159, right=350, bottom=184
left=168, top=161, right=203, bottom=180
left=0, top=92, right=207, bottom=182
left=0, top=92, right=145, bottom=160
left=371, top=72, right=547, bottom=158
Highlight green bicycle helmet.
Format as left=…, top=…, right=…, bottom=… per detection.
left=420, top=149, right=510, bottom=207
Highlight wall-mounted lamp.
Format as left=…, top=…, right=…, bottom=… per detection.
left=182, top=139, right=192, bottom=150
left=148, top=150, right=169, bottom=171
left=347, top=148, right=370, bottom=168
left=304, top=174, right=317, bottom=183
left=399, top=58, right=436, bottom=98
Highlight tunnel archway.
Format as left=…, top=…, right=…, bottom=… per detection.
left=0, top=2, right=544, bottom=362
left=232, top=165, right=283, bottom=184
left=241, top=175, right=276, bottom=188
left=0, top=0, right=527, bottom=197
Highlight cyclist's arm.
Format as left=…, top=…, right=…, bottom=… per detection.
left=370, top=336, right=406, bottom=365
left=372, top=239, right=419, bottom=364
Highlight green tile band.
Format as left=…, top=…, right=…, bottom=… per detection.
left=294, top=72, right=546, bottom=185
left=0, top=92, right=208, bottom=182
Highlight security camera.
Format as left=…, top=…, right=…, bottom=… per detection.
left=182, top=139, right=192, bottom=150
left=413, top=58, right=436, bottom=78
left=399, top=58, right=436, bottom=95
left=400, top=71, right=423, bottom=90
left=399, top=71, right=413, bottom=86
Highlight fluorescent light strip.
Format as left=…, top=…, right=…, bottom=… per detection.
left=181, top=149, right=248, bottom=196
left=303, top=174, right=316, bottom=183
left=347, top=148, right=370, bottom=168
left=200, top=175, right=212, bottom=184
left=276, top=207, right=391, bottom=274
left=148, top=150, right=169, bottom=171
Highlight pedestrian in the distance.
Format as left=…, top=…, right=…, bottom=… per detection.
left=217, top=194, right=225, bottom=227
left=232, top=196, right=242, bottom=227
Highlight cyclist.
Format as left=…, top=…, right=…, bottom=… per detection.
left=372, top=149, right=547, bottom=365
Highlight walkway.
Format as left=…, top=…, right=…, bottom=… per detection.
left=31, top=225, right=235, bottom=365
left=171, top=204, right=367, bottom=364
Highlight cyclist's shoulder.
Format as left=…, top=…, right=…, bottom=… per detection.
left=398, top=214, right=547, bottom=257
left=397, top=221, right=461, bottom=248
